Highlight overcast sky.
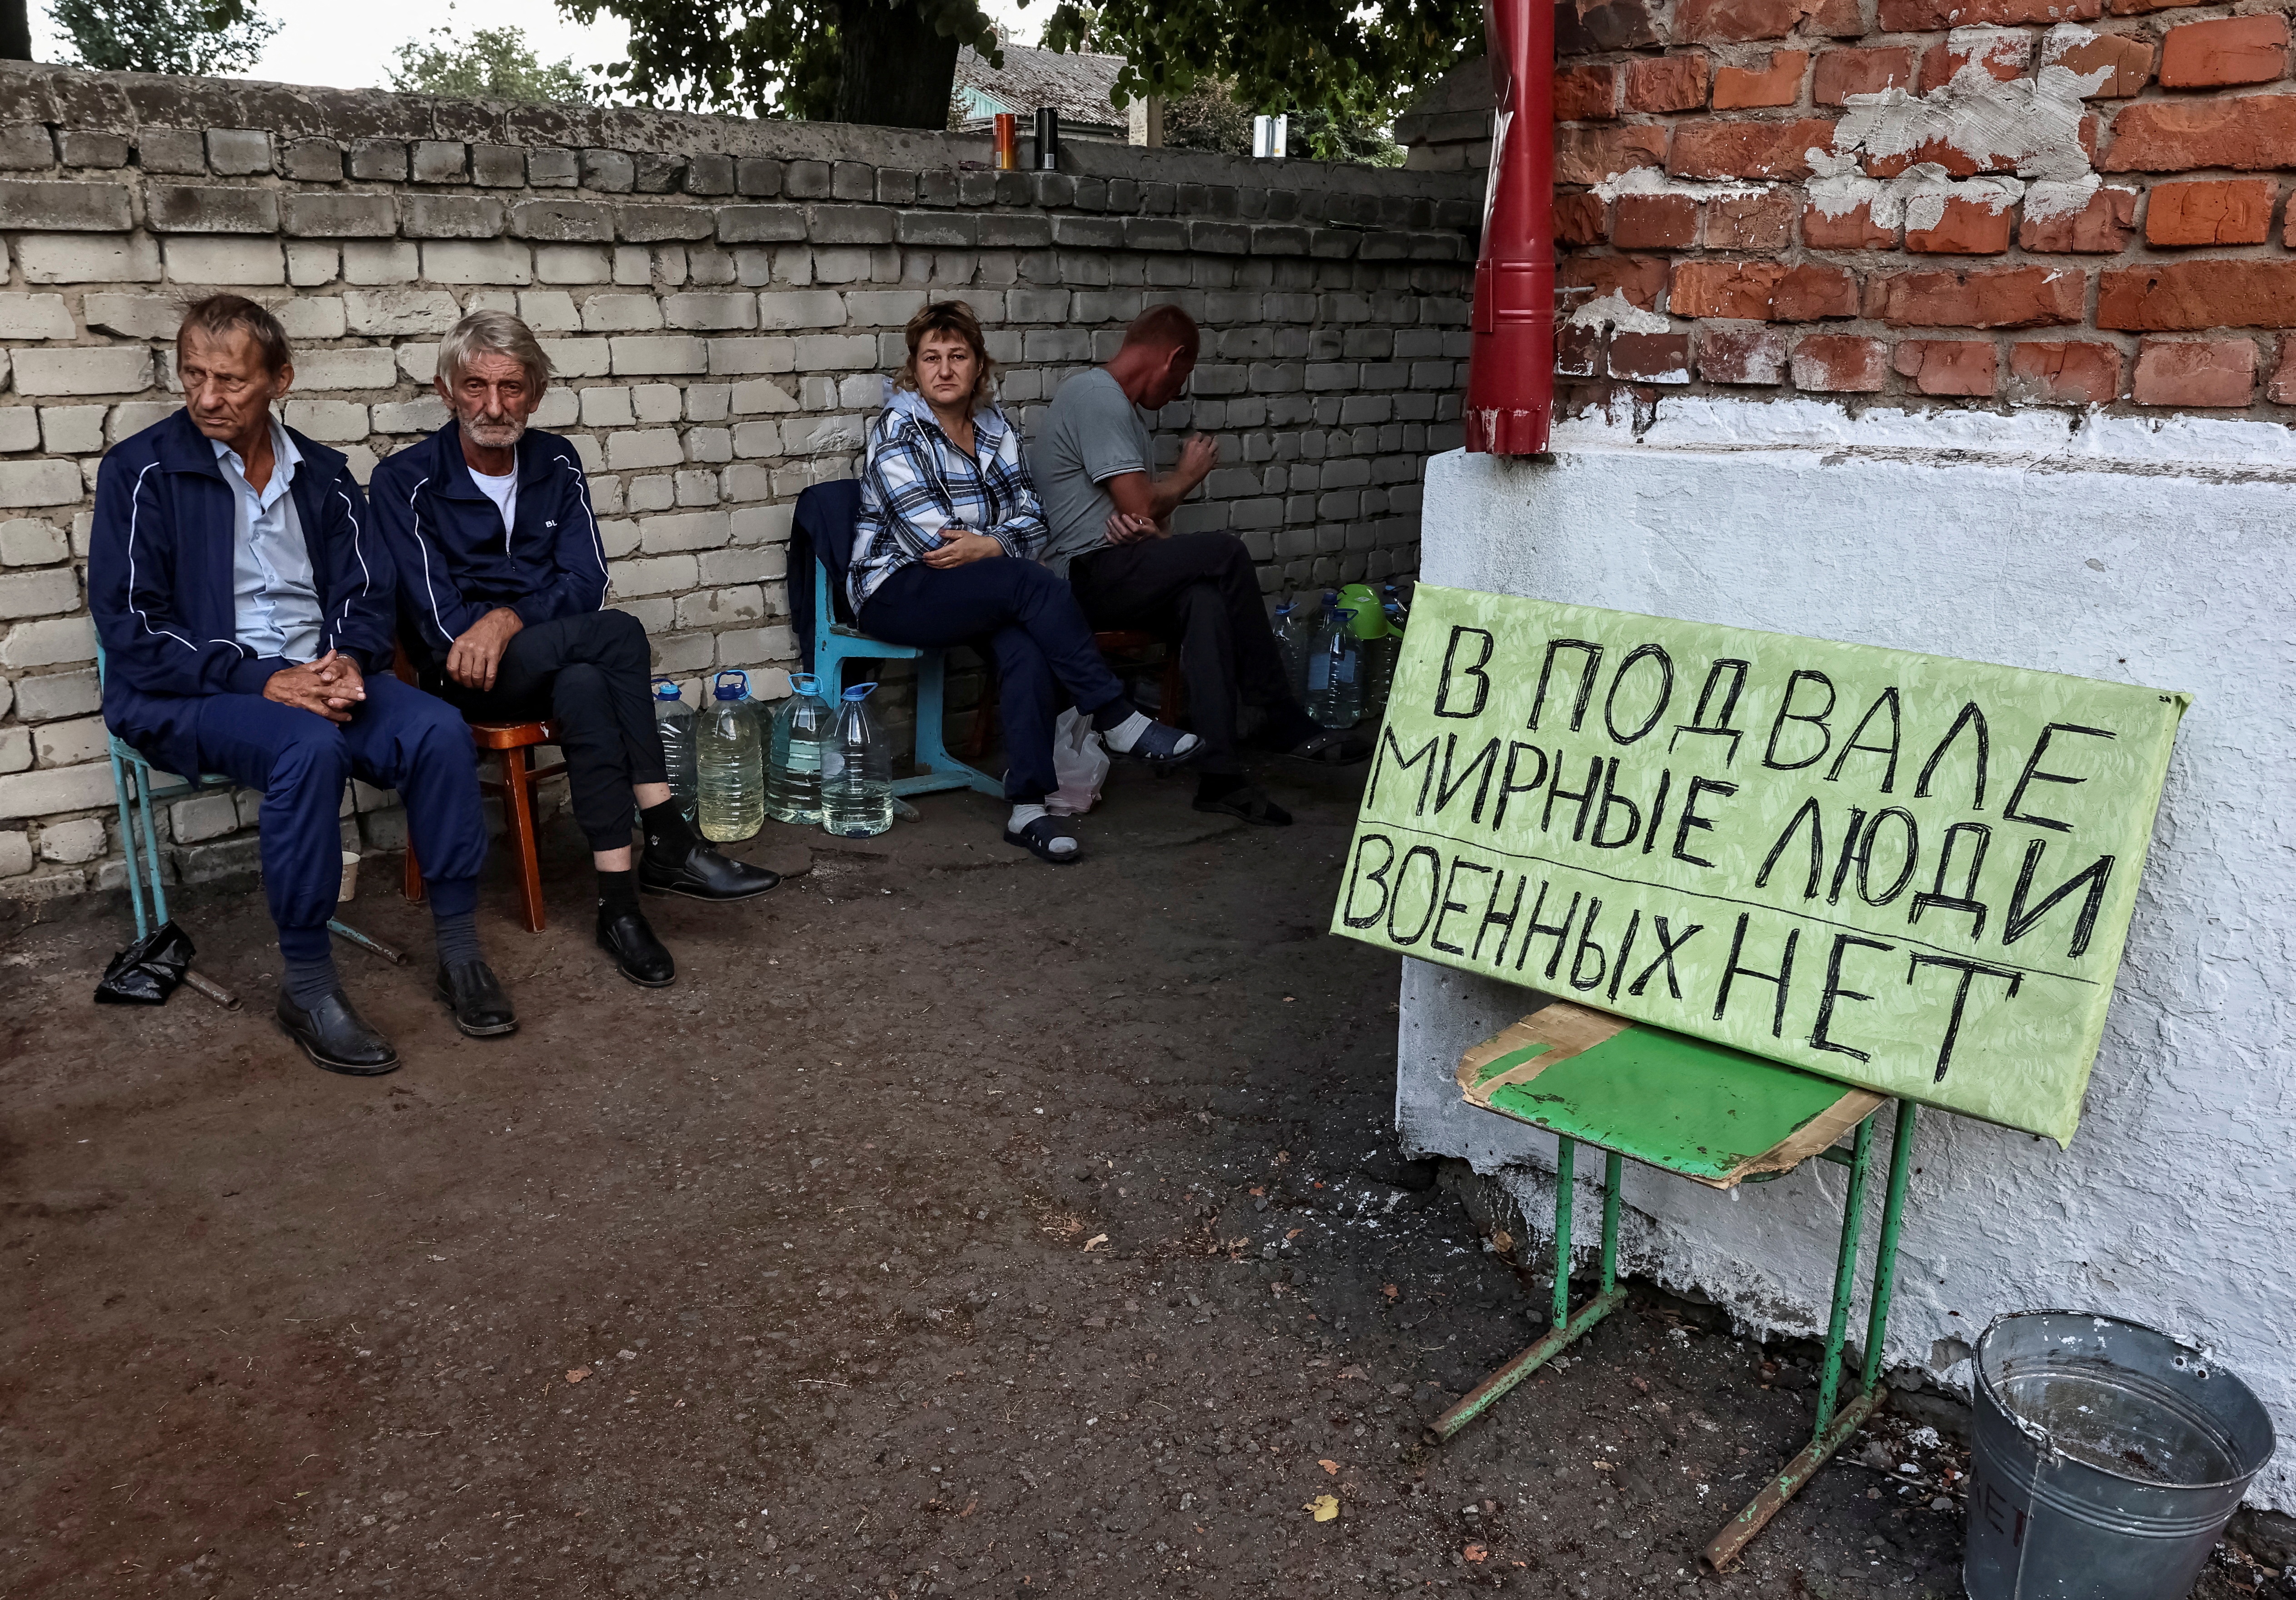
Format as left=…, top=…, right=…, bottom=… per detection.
left=35, top=0, right=1044, bottom=95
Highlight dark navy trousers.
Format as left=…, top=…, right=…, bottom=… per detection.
left=188, top=675, right=487, bottom=961
left=858, top=556, right=1127, bottom=803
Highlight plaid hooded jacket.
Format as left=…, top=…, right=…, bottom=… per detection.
left=847, top=388, right=1048, bottom=614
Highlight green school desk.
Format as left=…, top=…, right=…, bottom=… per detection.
left=1427, top=999, right=1917, bottom=1570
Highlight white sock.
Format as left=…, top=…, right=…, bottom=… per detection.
left=1008, top=803, right=1078, bottom=854
left=1100, top=710, right=1153, bottom=753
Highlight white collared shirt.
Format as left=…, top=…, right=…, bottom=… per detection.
left=214, top=418, right=323, bottom=662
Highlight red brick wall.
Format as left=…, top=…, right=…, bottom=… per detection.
left=1534, top=0, right=2296, bottom=412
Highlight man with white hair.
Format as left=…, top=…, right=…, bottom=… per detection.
left=373, top=310, right=776, bottom=990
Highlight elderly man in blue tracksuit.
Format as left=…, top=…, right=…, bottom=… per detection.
left=90, top=294, right=512, bottom=1075
left=372, top=310, right=774, bottom=990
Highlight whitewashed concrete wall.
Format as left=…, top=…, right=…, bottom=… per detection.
left=1401, top=398, right=2295, bottom=1510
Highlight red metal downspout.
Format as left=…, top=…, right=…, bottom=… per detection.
left=1464, top=0, right=1555, bottom=455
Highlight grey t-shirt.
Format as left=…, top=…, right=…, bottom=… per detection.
left=1029, top=368, right=1152, bottom=577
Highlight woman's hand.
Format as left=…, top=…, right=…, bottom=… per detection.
left=922, top=529, right=1005, bottom=568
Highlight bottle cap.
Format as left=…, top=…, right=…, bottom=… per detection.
left=790, top=672, right=820, bottom=696
left=713, top=667, right=749, bottom=701
left=842, top=682, right=878, bottom=701
left=654, top=678, right=682, bottom=701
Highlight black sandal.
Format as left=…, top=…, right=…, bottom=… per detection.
left=1109, top=718, right=1202, bottom=767
left=1280, top=727, right=1373, bottom=766
left=1003, top=815, right=1083, bottom=864
left=1192, top=783, right=1292, bottom=826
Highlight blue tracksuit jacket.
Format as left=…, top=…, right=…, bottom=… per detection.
left=89, top=408, right=393, bottom=779
left=369, top=422, right=608, bottom=675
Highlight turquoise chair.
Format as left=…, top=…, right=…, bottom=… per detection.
left=796, top=482, right=1001, bottom=800
left=95, top=640, right=405, bottom=969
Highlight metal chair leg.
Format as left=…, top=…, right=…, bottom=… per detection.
left=1426, top=1134, right=1627, bottom=1444
left=1704, top=1105, right=1908, bottom=1572
left=911, top=649, right=1003, bottom=799
left=109, top=747, right=150, bottom=939
left=1812, top=1114, right=1876, bottom=1432
left=135, top=765, right=171, bottom=928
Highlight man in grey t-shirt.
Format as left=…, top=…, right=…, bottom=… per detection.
left=1029, top=305, right=1350, bottom=827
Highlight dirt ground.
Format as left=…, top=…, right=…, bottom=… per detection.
left=3, top=761, right=2277, bottom=1600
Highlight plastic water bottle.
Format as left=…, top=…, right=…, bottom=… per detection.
left=653, top=678, right=697, bottom=822
left=1306, top=607, right=1364, bottom=729
left=1371, top=586, right=1410, bottom=716
left=1367, top=629, right=1398, bottom=717
left=697, top=668, right=763, bottom=843
left=1340, top=583, right=1393, bottom=715
left=820, top=682, right=894, bottom=839
left=1277, top=595, right=1321, bottom=701
left=1274, top=601, right=1308, bottom=700
left=766, top=671, right=832, bottom=827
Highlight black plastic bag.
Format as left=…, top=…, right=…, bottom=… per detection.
left=95, top=920, right=195, bottom=1006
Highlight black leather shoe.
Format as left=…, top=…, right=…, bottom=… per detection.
left=276, top=990, right=399, bottom=1076
left=639, top=842, right=780, bottom=901
left=598, top=905, right=675, bottom=988
left=434, top=959, right=518, bottom=1038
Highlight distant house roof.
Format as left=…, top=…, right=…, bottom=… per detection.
left=953, top=39, right=1129, bottom=136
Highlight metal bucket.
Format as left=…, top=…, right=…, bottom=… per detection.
left=1965, top=1310, right=2276, bottom=1600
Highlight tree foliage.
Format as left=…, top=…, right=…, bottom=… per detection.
left=557, top=0, right=1003, bottom=126
left=1290, top=105, right=1407, bottom=167
left=1044, top=0, right=1477, bottom=142
left=386, top=22, right=595, bottom=103
left=1160, top=76, right=1250, bottom=155
left=1160, top=76, right=1406, bottom=166
left=49, top=0, right=277, bottom=75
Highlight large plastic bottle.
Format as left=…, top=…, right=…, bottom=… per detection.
left=1306, top=606, right=1364, bottom=729
left=1274, top=600, right=1310, bottom=701
left=1372, top=585, right=1410, bottom=715
left=1340, top=583, right=1394, bottom=715
left=1381, top=583, right=1410, bottom=635
left=1277, top=594, right=1322, bottom=701
left=653, top=678, right=698, bottom=821
left=766, top=671, right=832, bottom=827
left=697, top=668, right=764, bottom=843
left=820, top=682, right=894, bottom=839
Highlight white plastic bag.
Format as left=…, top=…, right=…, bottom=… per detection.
left=1046, top=707, right=1110, bottom=816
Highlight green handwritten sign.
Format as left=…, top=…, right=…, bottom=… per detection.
left=1330, top=586, right=2190, bottom=1144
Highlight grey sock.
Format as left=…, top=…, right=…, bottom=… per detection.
left=433, top=909, right=483, bottom=969
left=283, top=954, right=340, bottom=1013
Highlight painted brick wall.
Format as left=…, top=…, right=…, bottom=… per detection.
left=1398, top=0, right=2296, bottom=412
left=0, top=64, right=1479, bottom=900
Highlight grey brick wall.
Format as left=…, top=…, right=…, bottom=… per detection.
left=0, top=62, right=1479, bottom=899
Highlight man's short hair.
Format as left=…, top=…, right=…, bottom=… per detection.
left=177, top=293, right=291, bottom=376
left=435, top=308, right=553, bottom=395
left=1121, top=303, right=1200, bottom=359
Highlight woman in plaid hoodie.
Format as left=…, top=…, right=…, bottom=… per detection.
left=852, top=301, right=1200, bottom=863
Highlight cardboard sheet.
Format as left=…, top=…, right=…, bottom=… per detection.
left=1458, top=1000, right=1886, bottom=1189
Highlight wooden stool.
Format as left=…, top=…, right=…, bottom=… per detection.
left=964, top=631, right=1186, bottom=761
left=394, top=645, right=564, bottom=934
